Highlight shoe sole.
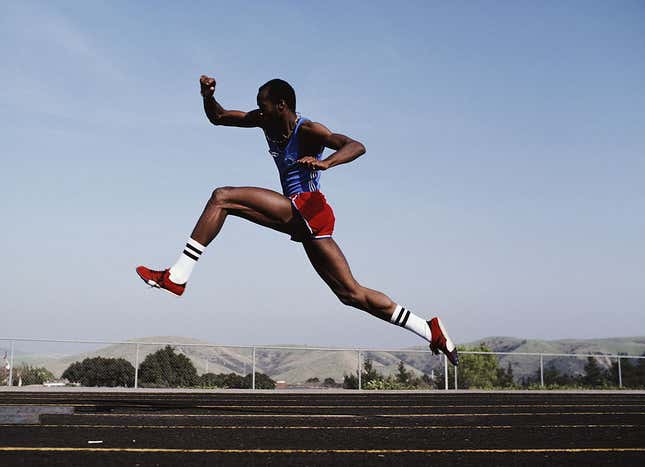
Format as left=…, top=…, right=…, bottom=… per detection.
left=435, top=317, right=456, bottom=352
left=431, top=317, right=459, bottom=366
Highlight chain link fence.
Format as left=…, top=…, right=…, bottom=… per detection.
left=1, top=338, right=644, bottom=390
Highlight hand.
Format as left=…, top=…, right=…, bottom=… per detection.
left=200, top=75, right=216, bottom=98
left=296, top=156, right=330, bottom=171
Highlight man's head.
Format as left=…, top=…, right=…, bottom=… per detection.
left=257, top=79, right=296, bottom=121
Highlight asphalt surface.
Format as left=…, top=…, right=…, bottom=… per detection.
left=1, top=390, right=644, bottom=466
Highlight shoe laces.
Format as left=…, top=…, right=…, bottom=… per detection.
left=156, top=269, right=171, bottom=288
left=145, top=269, right=169, bottom=289
left=430, top=333, right=446, bottom=355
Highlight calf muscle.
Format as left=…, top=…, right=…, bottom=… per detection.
left=302, top=238, right=396, bottom=320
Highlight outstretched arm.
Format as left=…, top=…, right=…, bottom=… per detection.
left=200, top=75, right=261, bottom=128
left=297, top=121, right=366, bottom=171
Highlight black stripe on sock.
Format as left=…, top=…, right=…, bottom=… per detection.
left=185, top=243, right=203, bottom=255
left=183, top=249, right=199, bottom=261
left=393, top=308, right=405, bottom=325
left=400, top=310, right=411, bottom=327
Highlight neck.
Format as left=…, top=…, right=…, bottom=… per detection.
left=279, top=111, right=298, bottom=135
left=267, top=112, right=299, bottom=144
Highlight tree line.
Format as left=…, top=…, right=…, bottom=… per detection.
left=341, top=345, right=645, bottom=390
left=48, top=345, right=274, bottom=389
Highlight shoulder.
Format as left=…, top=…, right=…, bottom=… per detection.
left=299, top=120, right=332, bottom=139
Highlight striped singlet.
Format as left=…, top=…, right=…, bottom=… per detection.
left=264, top=115, right=323, bottom=197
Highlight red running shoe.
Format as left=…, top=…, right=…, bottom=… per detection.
left=428, top=317, right=459, bottom=366
left=136, top=266, right=185, bottom=297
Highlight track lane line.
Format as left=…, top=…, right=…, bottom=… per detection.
left=0, top=423, right=641, bottom=430
left=0, top=447, right=644, bottom=454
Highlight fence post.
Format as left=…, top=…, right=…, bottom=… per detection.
left=540, top=354, right=544, bottom=388
left=134, top=344, right=140, bottom=389
left=617, top=356, right=622, bottom=388
left=454, top=362, right=458, bottom=390
left=252, top=347, right=256, bottom=390
left=444, top=354, right=448, bottom=390
left=8, top=341, right=14, bottom=387
left=357, top=350, right=362, bottom=390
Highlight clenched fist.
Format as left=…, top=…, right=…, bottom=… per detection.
left=200, top=75, right=216, bottom=98
left=297, top=156, right=330, bottom=171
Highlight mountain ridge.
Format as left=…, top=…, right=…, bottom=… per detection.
left=8, top=335, right=645, bottom=384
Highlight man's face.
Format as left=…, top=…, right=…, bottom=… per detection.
left=257, top=90, right=283, bottom=124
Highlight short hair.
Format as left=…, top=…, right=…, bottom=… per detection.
left=259, top=79, right=296, bottom=112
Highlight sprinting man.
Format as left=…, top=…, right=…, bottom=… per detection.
left=136, top=76, right=458, bottom=365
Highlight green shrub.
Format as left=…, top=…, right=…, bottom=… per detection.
left=62, top=357, right=134, bottom=387
left=138, top=346, right=198, bottom=388
left=13, top=365, right=54, bottom=386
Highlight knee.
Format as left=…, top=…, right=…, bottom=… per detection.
left=209, top=186, right=234, bottom=206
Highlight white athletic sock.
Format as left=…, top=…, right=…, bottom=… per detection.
left=390, top=304, right=431, bottom=342
left=169, top=238, right=206, bottom=284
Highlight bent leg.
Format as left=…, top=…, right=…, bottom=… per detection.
left=191, top=186, right=308, bottom=246
left=301, top=238, right=456, bottom=359
left=302, top=238, right=396, bottom=321
left=138, top=186, right=305, bottom=288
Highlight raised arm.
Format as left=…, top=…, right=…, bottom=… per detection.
left=200, top=75, right=261, bottom=128
left=297, top=121, right=366, bottom=171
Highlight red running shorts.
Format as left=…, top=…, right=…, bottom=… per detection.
left=289, top=191, right=335, bottom=241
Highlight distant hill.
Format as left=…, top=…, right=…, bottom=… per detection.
left=464, top=336, right=645, bottom=381
left=472, top=336, right=645, bottom=357
left=9, top=336, right=645, bottom=384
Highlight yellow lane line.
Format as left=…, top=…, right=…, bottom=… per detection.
left=383, top=412, right=645, bottom=417
left=72, top=413, right=359, bottom=418
left=0, top=424, right=640, bottom=430
left=0, top=447, right=644, bottom=454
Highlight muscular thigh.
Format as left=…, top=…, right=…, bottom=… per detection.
left=219, top=186, right=306, bottom=236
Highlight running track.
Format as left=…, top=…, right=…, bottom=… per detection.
left=1, top=390, right=644, bottom=466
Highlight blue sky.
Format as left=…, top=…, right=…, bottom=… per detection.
left=1, top=0, right=644, bottom=347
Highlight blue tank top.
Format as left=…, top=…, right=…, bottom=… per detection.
left=264, top=115, right=323, bottom=197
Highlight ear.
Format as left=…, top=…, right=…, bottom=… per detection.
left=277, top=100, right=286, bottom=111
